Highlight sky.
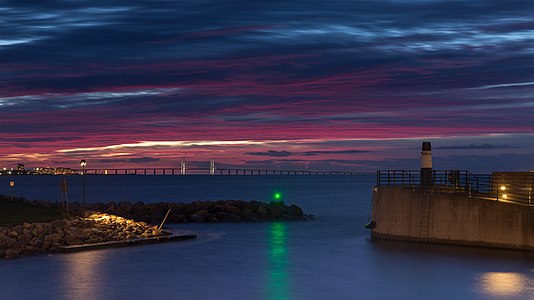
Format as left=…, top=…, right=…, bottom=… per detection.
left=0, top=0, right=533, bottom=172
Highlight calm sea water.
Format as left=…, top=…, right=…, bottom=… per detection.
left=1, top=175, right=534, bottom=300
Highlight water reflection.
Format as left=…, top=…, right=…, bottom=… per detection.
left=267, top=222, right=290, bottom=300
left=478, top=272, right=529, bottom=297
left=61, top=251, right=107, bottom=300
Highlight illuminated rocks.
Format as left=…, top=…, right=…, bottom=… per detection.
left=0, top=212, right=164, bottom=259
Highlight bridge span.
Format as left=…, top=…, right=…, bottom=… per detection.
left=78, top=167, right=373, bottom=176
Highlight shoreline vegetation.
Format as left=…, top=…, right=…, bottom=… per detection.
left=0, top=195, right=313, bottom=259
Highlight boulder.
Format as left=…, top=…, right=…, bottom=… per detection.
left=212, top=205, right=226, bottom=213
left=132, top=201, right=146, bottom=217
left=269, top=206, right=287, bottom=219
left=225, top=213, right=241, bottom=222
left=150, top=205, right=165, bottom=222
left=4, top=248, right=22, bottom=259
left=241, top=208, right=257, bottom=221
left=288, top=204, right=303, bottom=217
left=225, top=206, right=241, bottom=215
left=189, top=214, right=206, bottom=222
left=195, top=209, right=209, bottom=216
left=170, top=214, right=186, bottom=223
left=256, top=205, right=269, bottom=218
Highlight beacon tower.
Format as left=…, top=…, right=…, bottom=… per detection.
left=420, top=142, right=433, bottom=186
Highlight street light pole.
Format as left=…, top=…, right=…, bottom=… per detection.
left=80, top=159, right=87, bottom=217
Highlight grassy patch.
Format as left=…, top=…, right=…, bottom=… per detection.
left=0, top=201, right=67, bottom=226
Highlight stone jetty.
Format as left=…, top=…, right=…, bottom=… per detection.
left=0, top=199, right=312, bottom=259
left=0, top=212, right=166, bottom=259
left=67, top=200, right=313, bottom=224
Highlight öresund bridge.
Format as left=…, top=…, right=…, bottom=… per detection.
left=77, top=160, right=373, bottom=176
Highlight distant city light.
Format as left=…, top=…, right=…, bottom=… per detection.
left=500, top=185, right=506, bottom=191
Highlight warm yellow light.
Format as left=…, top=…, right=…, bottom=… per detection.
left=502, top=194, right=508, bottom=199
left=500, top=185, right=506, bottom=191
left=80, top=159, right=87, bottom=167
left=479, top=272, right=526, bottom=296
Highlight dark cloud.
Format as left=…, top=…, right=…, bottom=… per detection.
left=302, top=150, right=371, bottom=156
left=6, top=137, right=77, bottom=143
left=127, top=157, right=160, bottom=163
left=436, top=144, right=517, bottom=150
left=246, top=149, right=370, bottom=157
left=246, top=150, right=292, bottom=157
left=435, top=153, right=534, bottom=172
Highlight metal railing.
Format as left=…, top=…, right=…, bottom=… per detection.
left=376, top=169, right=491, bottom=196
left=376, top=170, right=533, bottom=206
left=492, top=172, right=534, bottom=205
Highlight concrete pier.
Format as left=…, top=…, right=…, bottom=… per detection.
left=370, top=186, right=534, bottom=251
left=58, top=232, right=197, bottom=253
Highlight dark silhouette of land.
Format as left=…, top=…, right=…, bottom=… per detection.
left=0, top=196, right=66, bottom=226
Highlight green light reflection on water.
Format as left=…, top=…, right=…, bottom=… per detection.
left=267, top=222, right=291, bottom=300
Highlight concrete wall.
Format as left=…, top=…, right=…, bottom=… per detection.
left=371, top=186, right=534, bottom=250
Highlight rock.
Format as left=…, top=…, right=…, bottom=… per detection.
left=85, top=237, right=100, bottom=244
left=17, top=235, right=29, bottom=247
left=4, top=248, right=22, bottom=259
left=195, top=209, right=209, bottom=216
left=6, top=237, right=17, bottom=248
left=23, top=222, right=32, bottom=229
left=150, top=205, right=165, bottom=222
left=44, top=234, right=61, bottom=244
left=269, top=206, right=287, bottom=219
left=242, top=208, right=258, bottom=221
left=288, top=204, right=303, bottom=217
left=183, top=204, right=195, bottom=215
left=132, top=201, right=146, bottom=218
left=212, top=205, right=226, bottom=213
left=256, top=205, right=269, bottom=218
left=225, top=214, right=241, bottom=222
left=170, top=214, right=186, bottom=223
left=189, top=214, right=206, bottom=222
left=91, top=202, right=106, bottom=212
left=206, top=215, right=219, bottom=222
left=116, top=201, right=132, bottom=216
left=225, top=206, right=241, bottom=215
left=42, top=223, right=53, bottom=235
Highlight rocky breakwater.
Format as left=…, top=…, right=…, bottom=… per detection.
left=0, top=212, right=165, bottom=259
left=72, top=200, right=313, bottom=224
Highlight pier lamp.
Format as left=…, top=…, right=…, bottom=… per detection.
left=499, top=185, right=507, bottom=201
left=80, top=160, right=87, bottom=217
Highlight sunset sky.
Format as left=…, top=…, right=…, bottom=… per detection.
left=1, top=0, right=533, bottom=172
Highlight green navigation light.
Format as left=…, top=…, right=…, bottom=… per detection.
left=273, top=192, right=282, bottom=201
